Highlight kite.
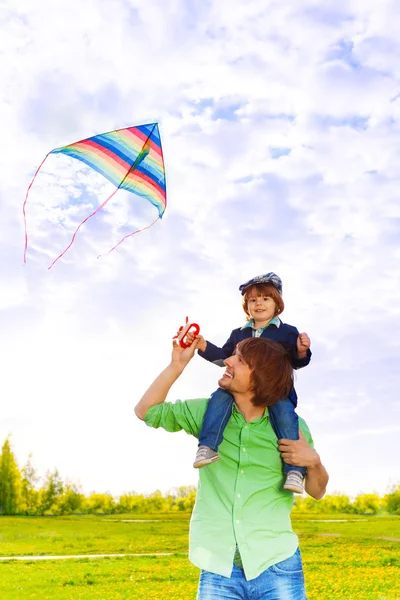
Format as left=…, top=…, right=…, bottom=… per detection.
left=23, top=122, right=166, bottom=269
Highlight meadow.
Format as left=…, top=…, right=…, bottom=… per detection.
left=0, top=513, right=399, bottom=599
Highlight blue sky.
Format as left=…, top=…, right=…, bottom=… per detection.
left=0, top=0, right=399, bottom=498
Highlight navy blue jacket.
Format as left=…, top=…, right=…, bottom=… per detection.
left=198, top=321, right=311, bottom=406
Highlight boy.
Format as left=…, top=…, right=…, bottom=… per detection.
left=191, top=272, right=311, bottom=494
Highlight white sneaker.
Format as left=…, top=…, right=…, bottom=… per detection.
left=193, top=446, right=219, bottom=468
left=283, top=470, right=304, bottom=494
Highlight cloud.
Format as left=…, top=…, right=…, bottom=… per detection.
left=0, top=0, right=399, bottom=496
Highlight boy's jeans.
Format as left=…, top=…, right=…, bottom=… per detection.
left=197, top=548, right=307, bottom=600
left=198, top=388, right=306, bottom=476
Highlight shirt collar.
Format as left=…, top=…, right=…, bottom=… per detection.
left=232, top=402, right=269, bottom=422
left=241, top=316, right=281, bottom=331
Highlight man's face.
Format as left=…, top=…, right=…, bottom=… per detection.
left=218, top=349, right=253, bottom=394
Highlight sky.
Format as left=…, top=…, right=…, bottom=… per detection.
left=0, top=0, right=399, bottom=499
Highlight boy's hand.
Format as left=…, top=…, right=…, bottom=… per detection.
left=186, top=332, right=207, bottom=353
left=297, top=332, right=310, bottom=357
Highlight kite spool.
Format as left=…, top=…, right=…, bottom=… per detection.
left=174, top=317, right=200, bottom=348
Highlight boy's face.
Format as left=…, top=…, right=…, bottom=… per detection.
left=246, top=288, right=277, bottom=324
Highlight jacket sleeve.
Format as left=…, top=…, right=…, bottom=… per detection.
left=288, top=326, right=312, bottom=370
left=198, top=330, right=237, bottom=367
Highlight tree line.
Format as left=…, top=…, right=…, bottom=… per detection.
left=0, top=437, right=399, bottom=516
left=0, top=437, right=196, bottom=515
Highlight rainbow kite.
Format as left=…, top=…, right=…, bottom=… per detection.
left=23, top=123, right=166, bottom=269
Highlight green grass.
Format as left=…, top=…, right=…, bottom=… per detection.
left=0, top=514, right=188, bottom=556
left=0, top=555, right=199, bottom=600
left=292, top=512, right=400, bottom=538
left=0, top=513, right=399, bottom=599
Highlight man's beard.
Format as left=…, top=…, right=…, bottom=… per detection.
left=217, top=377, right=230, bottom=390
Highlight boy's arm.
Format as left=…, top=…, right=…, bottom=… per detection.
left=290, top=329, right=312, bottom=370
left=135, top=339, right=199, bottom=420
left=198, top=331, right=236, bottom=366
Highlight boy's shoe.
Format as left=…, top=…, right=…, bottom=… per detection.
left=193, top=446, right=219, bottom=468
left=283, top=470, right=304, bottom=494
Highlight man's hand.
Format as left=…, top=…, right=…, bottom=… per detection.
left=297, top=332, right=311, bottom=357
left=278, top=431, right=320, bottom=468
left=279, top=431, right=329, bottom=500
left=135, top=338, right=200, bottom=421
left=186, top=332, right=207, bottom=353
left=172, top=337, right=200, bottom=369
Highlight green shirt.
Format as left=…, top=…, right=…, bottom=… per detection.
left=144, top=398, right=314, bottom=581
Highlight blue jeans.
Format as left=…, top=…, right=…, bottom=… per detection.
left=199, top=388, right=306, bottom=476
left=197, top=548, right=307, bottom=599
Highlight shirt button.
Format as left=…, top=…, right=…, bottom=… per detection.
left=240, top=470, right=244, bottom=475
left=244, top=425, right=248, bottom=429
left=242, top=448, right=246, bottom=452
left=236, top=520, right=240, bottom=524
left=237, top=493, right=241, bottom=498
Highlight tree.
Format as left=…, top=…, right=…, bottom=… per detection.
left=353, top=493, right=382, bottom=515
left=319, top=494, right=353, bottom=514
left=21, top=455, right=40, bottom=515
left=39, top=469, right=64, bottom=514
left=384, top=484, right=400, bottom=515
left=86, top=492, right=115, bottom=514
left=168, top=486, right=197, bottom=511
left=293, top=494, right=319, bottom=512
left=145, top=490, right=168, bottom=512
left=0, top=437, right=22, bottom=514
left=56, top=482, right=85, bottom=514
left=117, top=492, right=146, bottom=513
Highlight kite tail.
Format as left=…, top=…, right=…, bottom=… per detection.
left=97, top=216, right=161, bottom=259
left=23, top=153, right=50, bottom=263
left=47, top=186, right=120, bottom=270
left=48, top=129, right=155, bottom=270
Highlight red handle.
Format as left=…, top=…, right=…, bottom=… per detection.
left=179, top=323, right=200, bottom=348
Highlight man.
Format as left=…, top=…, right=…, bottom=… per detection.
left=135, top=337, right=328, bottom=600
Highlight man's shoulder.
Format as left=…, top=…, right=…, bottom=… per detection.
left=298, top=416, right=314, bottom=448
left=181, top=397, right=210, bottom=411
left=298, top=415, right=309, bottom=430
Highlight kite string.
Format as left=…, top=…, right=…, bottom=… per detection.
left=97, top=216, right=161, bottom=259
left=23, top=153, right=50, bottom=263
left=47, top=186, right=121, bottom=270
left=48, top=126, right=156, bottom=269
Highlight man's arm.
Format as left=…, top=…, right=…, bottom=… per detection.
left=278, top=431, right=329, bottom=500
left=134, top=339, right=199, bottom=421
left=304, top=458, right=329, bottom=500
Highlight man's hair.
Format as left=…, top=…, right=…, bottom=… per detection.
left=236, top=337, right=293, bottom=407
left=242, top=283, right=285, bottom=319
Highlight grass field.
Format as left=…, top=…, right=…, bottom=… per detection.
left=0, top=513, right=399, bottom=599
